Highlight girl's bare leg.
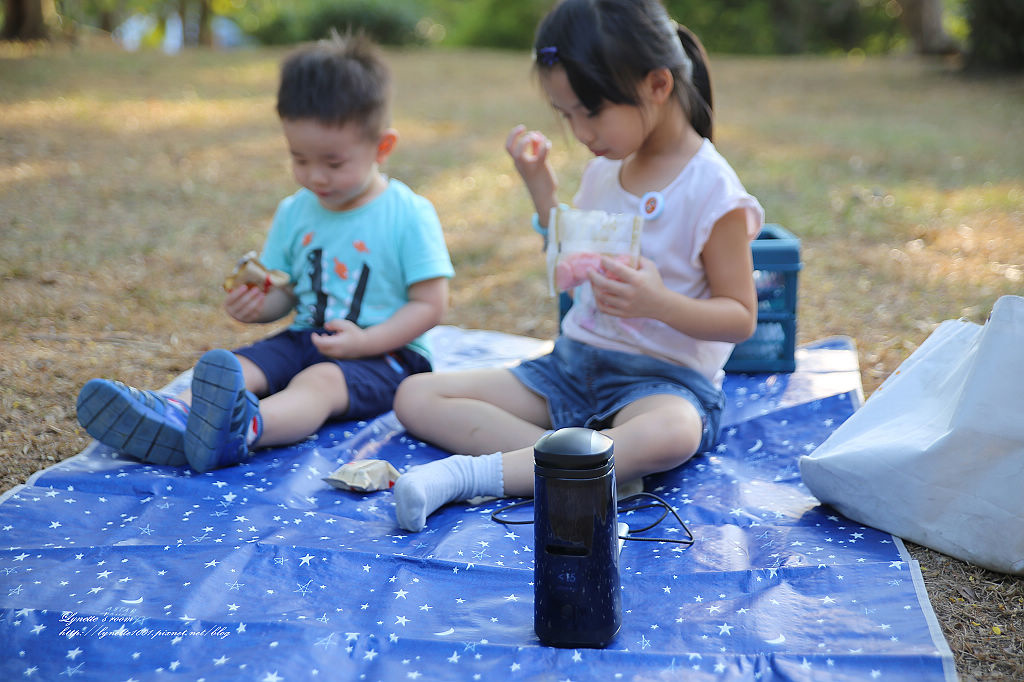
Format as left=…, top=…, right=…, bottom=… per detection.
left=604, top=393, right=704, bottom=479
left=393, top=387, right=705, bottom=532
left=393, top=368, right=551, bottom=455
left=392, top=368, right=551, bottom=531
left=496, top=393, right=703, bottom=496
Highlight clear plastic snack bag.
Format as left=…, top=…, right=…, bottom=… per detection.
left=546, top=206, right=642, bottom=295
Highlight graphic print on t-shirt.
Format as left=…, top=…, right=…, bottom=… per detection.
left=307, top=248, right=327, bottom=328
left=303, top=240, right=372, bottom=329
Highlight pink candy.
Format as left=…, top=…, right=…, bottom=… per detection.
left=554, top=252, right=633, bottom=291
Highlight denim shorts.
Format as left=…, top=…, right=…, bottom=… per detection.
left=233, top=328, right=431, bottom=421
left=510, top=336, right=724, bottom=454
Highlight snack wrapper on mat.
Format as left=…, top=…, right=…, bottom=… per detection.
left=324, top=459, right=401, bottom=492
left=546, top=206, right=641, bottom=295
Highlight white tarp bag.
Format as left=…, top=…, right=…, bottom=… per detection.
left=799, top=295, right=1024, bottom=574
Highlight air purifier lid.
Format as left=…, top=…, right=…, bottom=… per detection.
left=534, top=428, right=613, bottom=469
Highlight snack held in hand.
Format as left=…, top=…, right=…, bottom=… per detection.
left=223, top=251, right=289, bottom=293
left=546, top=206, right=641, bottom=294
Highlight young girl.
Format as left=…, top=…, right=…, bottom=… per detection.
left=392, top=0, right=763, bottom=532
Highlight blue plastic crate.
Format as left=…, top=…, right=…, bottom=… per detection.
left=724, top=315, right=797, bottom=373
left=725, top=224, right=801, bottom=373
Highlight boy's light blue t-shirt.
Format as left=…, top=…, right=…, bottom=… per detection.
left=260, top=179, right=454, bottom=359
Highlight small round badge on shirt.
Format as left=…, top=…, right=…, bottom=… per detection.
left=640, top=191, right=664, bottom=220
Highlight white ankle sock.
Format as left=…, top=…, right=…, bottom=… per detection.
left=393, top=453, right=504, bottom=532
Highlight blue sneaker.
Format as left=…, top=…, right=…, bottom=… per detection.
left=185, top=349, right=262, bottom=473
left=76, top=379, right=189, bottom=466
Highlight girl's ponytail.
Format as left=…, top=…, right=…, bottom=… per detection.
left=676, top=24, right=713, bottom=141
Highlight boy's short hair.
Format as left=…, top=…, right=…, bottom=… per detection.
left=276, top=32, right=391, bottom=139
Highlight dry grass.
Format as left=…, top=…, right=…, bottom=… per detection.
left=1, top=40, right=1023, bottom=679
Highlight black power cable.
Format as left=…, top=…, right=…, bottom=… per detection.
left=490, top=491, right=694, bottom=547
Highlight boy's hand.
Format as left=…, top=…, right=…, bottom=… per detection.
left=225, top=282, right=296, bottom=324
left=311, top=319, right=369, bottom=359
left=224, top=284, right=267, bottom=323
left=587, top=256, right=668, bottom=320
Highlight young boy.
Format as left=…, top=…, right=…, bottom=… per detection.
left=76, top=34, right=454, bottom=473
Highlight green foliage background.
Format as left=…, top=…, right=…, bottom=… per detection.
left=423, top=0, right=906, bottom=54
left=243, top=0, right=423, bottom=46
left=11, top=0, right=1024, bottom=68
left=47, top=0, right=910, bottom=54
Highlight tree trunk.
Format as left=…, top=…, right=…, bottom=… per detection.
left=98, top=11, right=115, bottom=33
left=966, top=0, right=1024, bottom=71
left=898, top=0, right=959, bottom=55
left=197, top=0, right=212, bottom=47
left=177, top=0, right=190, bottom=46
left=769, top=0, right=807, bottom=54
left=1, top=0, right=48, bottom=41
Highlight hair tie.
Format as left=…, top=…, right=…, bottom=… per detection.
left=669, top=21, right=694, bottom=83
left=679, top=48, right=694, bottom=83
left=535, top=46, right=559, bottom=66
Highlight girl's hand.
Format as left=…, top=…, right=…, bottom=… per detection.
left=588, top=256, right=670, bottom=320
left=224, top=285, right=267, bottom=323
left=506, top=124, right=558, bottom=221
left=506, top=124, right=551, bottom=176
left=311, top=319, right=369, bottom=359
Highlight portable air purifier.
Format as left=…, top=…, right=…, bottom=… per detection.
left=533, top=428, right=621, bottom=648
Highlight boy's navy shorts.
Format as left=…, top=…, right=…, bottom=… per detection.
left=233, top=329, right=431, bottom=421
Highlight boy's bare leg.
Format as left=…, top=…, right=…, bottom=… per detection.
left=185, top=355, right=349, bottom=471
left=254, top=363, right=350, bottom=448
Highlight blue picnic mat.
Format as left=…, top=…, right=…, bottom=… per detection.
left=0, top=327, right=956, bottom=681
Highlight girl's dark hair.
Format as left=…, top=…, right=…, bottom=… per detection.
left=534, top=0, right=714, bottom=140
left=276, top=31, right=391, bottom=138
